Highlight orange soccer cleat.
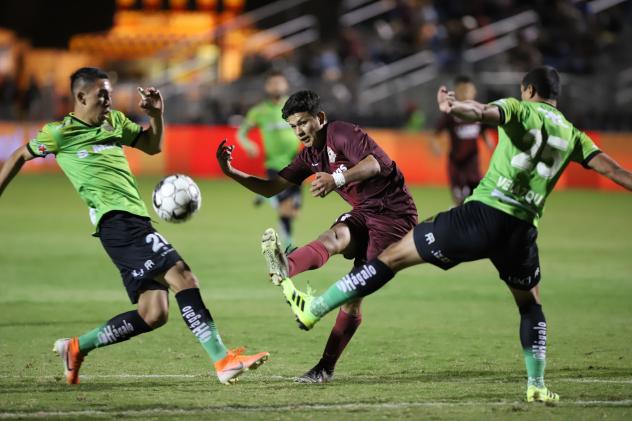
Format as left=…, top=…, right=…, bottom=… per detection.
left=214, top=347, right=269, bottom=385
left=53, top=337, right=84, bottom=385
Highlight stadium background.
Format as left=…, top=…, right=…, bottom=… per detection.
left=1, top=0, right=631, bottom=419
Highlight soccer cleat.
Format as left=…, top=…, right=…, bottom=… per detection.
left=295, top=364, right=334, bottom=384
left=280, top=278, right=319, bottom=331
left=261, top=228, right=289, bottom=286
left=53, top=337, right=84, bottom=385
left=526, top=385, right=560, bottom=403
left=214, top=347, right=269, bottom=385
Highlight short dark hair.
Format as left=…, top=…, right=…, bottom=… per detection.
left=70, top=67, right=109, bottom=95
left=454, top=75, right=473, bottom=85
left=281, top=90, right=321, bottom=120
left=521, top=66, right=560, bottom=100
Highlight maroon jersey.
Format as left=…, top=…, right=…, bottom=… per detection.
left=436, top=113, right=485, bottom=164
left=279, top=121, right=417, bottom=216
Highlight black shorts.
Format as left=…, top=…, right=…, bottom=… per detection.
left=267, top=169, right=302, bottom=208
left=412, top=201, right=541, bottom=290
left=99, top=211, right=185, bottom=303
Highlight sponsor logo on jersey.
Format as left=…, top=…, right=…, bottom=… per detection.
left=327, top=146, right=336, bottom=163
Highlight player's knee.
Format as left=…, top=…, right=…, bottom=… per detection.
left=139, top=307, right=169, bottom=329
left=342, top=298, right=362, bottom=316
left=318, top=227, right=349, bottom=254
left=167, top=261, right=199, bottom=293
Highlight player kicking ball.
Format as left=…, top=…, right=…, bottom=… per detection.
left=0, top=67, right=268, bottom=385
left=217, top=90, right=417, bottom=383
left=267, top=66, right=632, bottom=402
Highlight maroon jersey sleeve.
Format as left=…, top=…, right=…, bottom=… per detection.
left=278, top=151, right=313, bottom=185
left=330, top=122, right=392, bottom=176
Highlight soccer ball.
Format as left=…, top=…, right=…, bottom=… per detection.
left=152, top=174, right=202, bottom=223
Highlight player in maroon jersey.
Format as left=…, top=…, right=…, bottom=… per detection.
left=216, top=90, right=418, bottom=383
left=432, top=76, right=495, bottom=205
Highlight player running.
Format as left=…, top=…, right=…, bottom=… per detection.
left=0, top=67, right=268, bottom=385
left=432, top=75, right=495, bottom=205
left=237, top=71, right=301, bottom=249
left=268, top=66, right=632, bottom=401
left=216, top=90, right=418, bottom=383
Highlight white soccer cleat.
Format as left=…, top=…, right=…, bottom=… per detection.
left=261, top=228, right=289, bottom=286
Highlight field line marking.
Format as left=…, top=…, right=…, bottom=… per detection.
left=1, top=400, right=632, bottom=418
left=2, top=374, right=632, bottom=383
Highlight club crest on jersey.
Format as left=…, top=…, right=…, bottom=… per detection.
left=327, top=146, right=336, bottom=163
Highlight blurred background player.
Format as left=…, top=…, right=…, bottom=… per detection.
left=271, top=66, right=632, bottom=402
left=217, top=90, right=417, bottom=383
left=0, top=67, right=268, bottom=385
left=237, top=71, right=301, bottom=249
left=432, top=75, right=495, bottom=205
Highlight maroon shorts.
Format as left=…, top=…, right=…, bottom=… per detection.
left=332, top=209, right=417, bottom=267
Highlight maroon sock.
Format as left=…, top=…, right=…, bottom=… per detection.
left=319, top=308, right=362, bottom=372
left=287, top=240, right=330, bottom=277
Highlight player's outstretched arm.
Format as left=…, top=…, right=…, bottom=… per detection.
left=310, top=155, right=380, bottom=197
left=216, top=139, right=291, bottom=197
left=236, top=122, right=260, bottom=158
left=588, top=153, right=632, bottom=191
left=0, top=145, right=35, bottom=197
left=134, top=87, right=164, bottom=155
left=437, top=86, right=501, bottom=126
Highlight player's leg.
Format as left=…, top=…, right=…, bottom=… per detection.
left=262, top=221, right=354, bottom=285
left=282, top=228, right=424, bottom=330
left=276, top=187, right=301, bottom=250
left=509, top=285, right=559, bottom=403
left=54, top=290, right=162, bottom=385
left=159, top=261, right=269, bottom=384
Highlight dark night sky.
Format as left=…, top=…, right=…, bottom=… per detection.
left=0, top=0, right=115, bottom=48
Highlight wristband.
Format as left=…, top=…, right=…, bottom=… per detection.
left=332, top=172, right=346, bottom=188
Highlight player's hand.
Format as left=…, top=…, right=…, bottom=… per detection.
left=310, top=172, right=336, bottom=198
left=242, top=141, right=260, bottom=158
left=437, top=86, right=455, bottom=113
left=216, top=139, right=235, bottom=175
left=138, top=87, right=163, bottom=118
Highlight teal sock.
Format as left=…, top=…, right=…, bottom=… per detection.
left=176, top=288, right=228, bottom=362
left=310, top=259, right=395, bottom=318
left=524, top=350, right=546, bottom=388
left=78, top=311, right=152, bottom=354
left=519, top=303, right=547, bottom=388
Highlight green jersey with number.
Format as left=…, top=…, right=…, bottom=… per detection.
left=27, top=110, right=149, bottom=229
left=240, top=99, right=299, bottom=171
left=467, top=98, right=600, bottom=226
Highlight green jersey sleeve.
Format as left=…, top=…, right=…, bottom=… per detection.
left=244, top=105, right=260, bottom=127
left=27, top=123, right=60, bottom=157
left=490, top=97, right=522, bottom=125
left=111, top=110, right=143, bottom=146
left=570, top=129, right=601, bottom=168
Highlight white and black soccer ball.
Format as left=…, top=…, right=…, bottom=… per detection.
left=152, top=174, right=202, bottom=223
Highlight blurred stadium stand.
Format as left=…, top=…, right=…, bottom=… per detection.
left=0, top=0, right=631, bottom=129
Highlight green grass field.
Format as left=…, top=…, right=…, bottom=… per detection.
left=1, top=174, right=631, bottom=420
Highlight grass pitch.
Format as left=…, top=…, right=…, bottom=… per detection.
left=1, top=174, right=631, bottom=420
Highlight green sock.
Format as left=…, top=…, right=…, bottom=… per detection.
left=311, top=282, right=357, bottom=317
left=78, top=311, right=152, bottom=354
left=310, top=260, right=395, bottom=317
left=524, top=349, right=546, bottom=388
